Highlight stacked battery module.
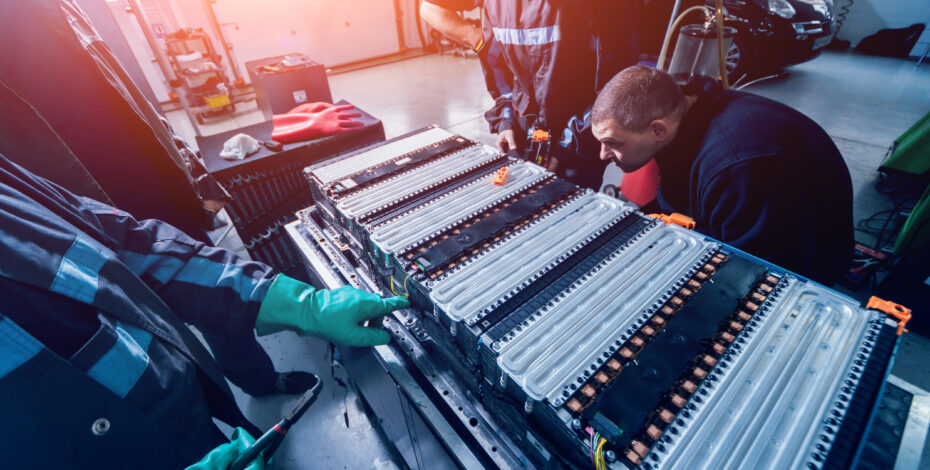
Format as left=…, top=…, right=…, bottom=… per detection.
left=301, top=126, right=905, bottom=469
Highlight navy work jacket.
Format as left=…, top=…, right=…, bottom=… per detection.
left=655, top=80, right=854, bottom=285
left=0, top=155, right=270, bottom=467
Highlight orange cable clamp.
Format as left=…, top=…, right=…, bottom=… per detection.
left=648, top=213, right=696, bottom=230
left=866, top=296, right=912, bottom=336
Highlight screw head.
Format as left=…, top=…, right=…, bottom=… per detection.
left=91, top=418, right=110, bottom=436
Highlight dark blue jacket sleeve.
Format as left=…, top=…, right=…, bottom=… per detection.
left=81, top=197, right=276, bottom=335
left=477, top=27, right=517, bottom=134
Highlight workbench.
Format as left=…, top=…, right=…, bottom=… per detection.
left=195, top=100, right=383, bottom=274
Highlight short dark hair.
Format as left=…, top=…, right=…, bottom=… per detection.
left=592, top=65, right=687, bottom=132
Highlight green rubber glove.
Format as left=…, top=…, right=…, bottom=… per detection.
left=256, top=274, right=409, bottom=346
left=185, top=427, right=264, bottom=470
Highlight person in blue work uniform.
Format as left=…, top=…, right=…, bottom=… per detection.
left=1, top=0, right=339, bottom=407
left=420, top=0, right=516, bottom=147
left=0, top=0, right=227, bottom=245
left=421, top=0, right=640, bottom=190
left=0, top=154, right=408, bottom=469
left=591, top=65, right=854, bottom=285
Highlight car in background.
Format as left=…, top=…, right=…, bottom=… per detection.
left=640, top=0, right=836, bottom=82
left=718, top=0, right=835, bottom=81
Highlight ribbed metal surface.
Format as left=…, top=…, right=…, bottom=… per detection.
left=369, top=161, right=549, bottom=254
left=336, top=145, right=500, bottom=219
left=224, top=164, right=309, bottom=226
left=428, top=192, right=630, bottom=324
left=494, top=225, right=717, bottom=403
left=647, top=278, right=882, bottom=470
left=295, top=126, right=898, bottom=470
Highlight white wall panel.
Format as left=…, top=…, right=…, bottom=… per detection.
left=203, top=0, right=401, bottom=78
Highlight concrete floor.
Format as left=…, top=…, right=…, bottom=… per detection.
left=168, top=49, right=930, bottom=468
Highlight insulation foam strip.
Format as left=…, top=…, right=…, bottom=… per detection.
left=413, top=179, right=576, bottom=271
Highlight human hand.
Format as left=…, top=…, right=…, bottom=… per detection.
left=496, top=129, right=518, bottom=152
left=255, top=275, right=410, bottom=346
left=185, top=428, right=264, bottom=470
left=203, top=198, right=226, bottom=213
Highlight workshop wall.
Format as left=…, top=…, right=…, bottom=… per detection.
left=835, top=0, right=930, bottom=57
left=172, top=0, right=402, bottom=81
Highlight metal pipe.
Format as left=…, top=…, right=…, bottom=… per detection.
left=657, top=5, right=713, bottom=71
left=125, top=0, right=176, bottom=83
left=664, top=0, right=684, bottom=51
left=716, top=0, right=729, bottom=88
left=393, top=0, right=408, bottom=53
left=200, top=0, right=243, bottom=82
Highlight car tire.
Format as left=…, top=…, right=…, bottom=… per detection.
left=726, top=33, right=754, bottom=84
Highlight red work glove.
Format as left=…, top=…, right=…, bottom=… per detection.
left=286, top=102, right=335, bottom=114
left=272, top=104, right=364, bottom=144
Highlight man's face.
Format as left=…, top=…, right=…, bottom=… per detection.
left=592, top=119, right=666, bottom=173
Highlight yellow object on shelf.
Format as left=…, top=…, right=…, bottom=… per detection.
left=204, top=93, right=231, bottom=109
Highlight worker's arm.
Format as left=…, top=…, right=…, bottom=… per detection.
left=186, top=428, right=263, bottom=470
left=89, top=201, right=407, bottom=346
left=420, top=1, right=518, bottom=149
left=0, top=153, right=403, bottom=350
left=420, top=1, right=482, bottom=49
left=85, top=197, right=277, bottom=337
left=479, top=35, right=519, bottom=150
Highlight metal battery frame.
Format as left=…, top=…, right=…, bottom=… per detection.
left=286, top=212, right=533, bottom=469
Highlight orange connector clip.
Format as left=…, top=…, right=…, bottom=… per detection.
left=648, top=213, right=696, bottom=230
left=493, top=166, right=509, bottom=185
left=532, top=129, right=550, bottom=141
left=866, top=296, right=912, bottom=335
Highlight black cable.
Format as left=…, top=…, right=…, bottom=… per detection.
left=854, top=175, right=919, bottom=251
left=833, top=0, right=853, bottom=37
left=855, top=208, right=897, bottom=241
left=873, top=199, right=917, bottom=250
left=329, top=343, right=350, bottom=428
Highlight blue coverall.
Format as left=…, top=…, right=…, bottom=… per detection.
left=0, top=154, right=270, bottom=468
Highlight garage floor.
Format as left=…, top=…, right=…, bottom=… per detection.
left=168, top=50, right=930, bottom=468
